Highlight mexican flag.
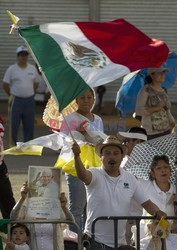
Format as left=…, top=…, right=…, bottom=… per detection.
left=18, top=19, right=169, bottom=111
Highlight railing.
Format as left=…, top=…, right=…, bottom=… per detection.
left=91, top=216, right=177, bottom=250
left=3, top=216, right=177, bottom=249
left=6, top=219, right=83, bottom=250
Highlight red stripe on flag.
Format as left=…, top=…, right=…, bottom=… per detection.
left=76, top=19, right=169, bottom=71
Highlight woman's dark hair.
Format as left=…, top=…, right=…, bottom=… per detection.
left=149, top=155, right=170, bottom=181
left=144, top=75, right=153, bottom=85
left=11, top=223, right=30, bottom=237
left=76, top=88, right=96, bottom=100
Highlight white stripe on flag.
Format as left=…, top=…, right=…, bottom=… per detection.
left=40, top=23, right=130, bottom=87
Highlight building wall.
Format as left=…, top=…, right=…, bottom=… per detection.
left=0, top=0, right=89, bottom=99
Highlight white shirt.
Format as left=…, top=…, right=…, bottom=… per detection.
left=142, top=180, right=175, bottom=216
left=61, top=111, right=104, bottom=144
left=36, top=180, right=59, bottom=199
left=120, top=157, right=143, bottom=216
left=3, top=63, right=38, bottom=97
left=14, top=243, right=30, bottom=250
left=84, top=167, right=148, bottom=247
left=34, top=224, right=54, bottom=250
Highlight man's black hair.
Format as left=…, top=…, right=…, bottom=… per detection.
left=128, top=127, right=147, bottom=136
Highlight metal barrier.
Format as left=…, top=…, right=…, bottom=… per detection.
left=91, top=216, right=177, bottom=250
left=7, top=219, right=83, bottom=250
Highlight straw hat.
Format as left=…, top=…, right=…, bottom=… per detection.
left=43, top=95, right=78, bottom=129
left=95, top=135, right=126, bottom=156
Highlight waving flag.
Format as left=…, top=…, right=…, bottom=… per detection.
left=1, top=145, right=43, bottom=156
left=0, top=133, right=63, bottom=156
left=18, top=19, right=169, bottom=111
left=55, top=142, right=102, bottom=176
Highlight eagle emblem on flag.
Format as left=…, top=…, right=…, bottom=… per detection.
left=65, top=42, right=108, bottom=69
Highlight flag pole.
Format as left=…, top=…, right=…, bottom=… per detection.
left=61, top=112, right=75, bottom=142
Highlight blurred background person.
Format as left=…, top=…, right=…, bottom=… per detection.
left=11, top=182, right=74, bottom=250
left=135, top=67, right=176, bottom=140
left=2, top=46, right=39, bottom=145
left=35, top=63, right=50, bottom=103
left=96, top=85, right=106, bottom=114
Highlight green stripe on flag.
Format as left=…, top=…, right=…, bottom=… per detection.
left=18, top=25, right=90, bottom=111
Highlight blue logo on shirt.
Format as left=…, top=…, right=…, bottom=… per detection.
left=123, top=182, right=129, bottom=189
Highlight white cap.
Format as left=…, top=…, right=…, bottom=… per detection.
left=16, top=46, right=29, bottom=55
left=148, top=67, right=169, bottom=75
left=118, top=132, right=147, bottom=141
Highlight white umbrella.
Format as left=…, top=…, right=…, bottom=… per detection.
left=124, top=133, right=177, bottom=184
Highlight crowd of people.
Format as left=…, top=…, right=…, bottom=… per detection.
left=0, top=46, right=177, bottom=249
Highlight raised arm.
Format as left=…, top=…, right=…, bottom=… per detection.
left=72, top=141, right=92, bottom=185
left=10, top=182, right=28, bottom=220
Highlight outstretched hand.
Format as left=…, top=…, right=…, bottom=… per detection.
left=5, top=242, right=15, bottom=250
left=60, top=192, right=67, bottom=209
left=21, top=181, right=29, bottom=200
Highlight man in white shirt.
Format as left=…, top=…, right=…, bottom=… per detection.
left=3, top=46, right=39, bottom=145
left=72, top=135, right=166, bottom=249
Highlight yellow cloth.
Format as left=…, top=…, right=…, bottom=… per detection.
left=153, top=217, right=169, bottom=239
left=1, top=145, right=43, bottom=156
left=7, top=10, right=20, bottom=25
left=158, top=217, right=169, bottom=239
left=55, top=144, right=102, bottom=176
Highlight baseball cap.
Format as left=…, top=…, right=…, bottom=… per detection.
left=148, top=67, right=169, bottom=75
left=16, top=46, right=29, bottom=55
